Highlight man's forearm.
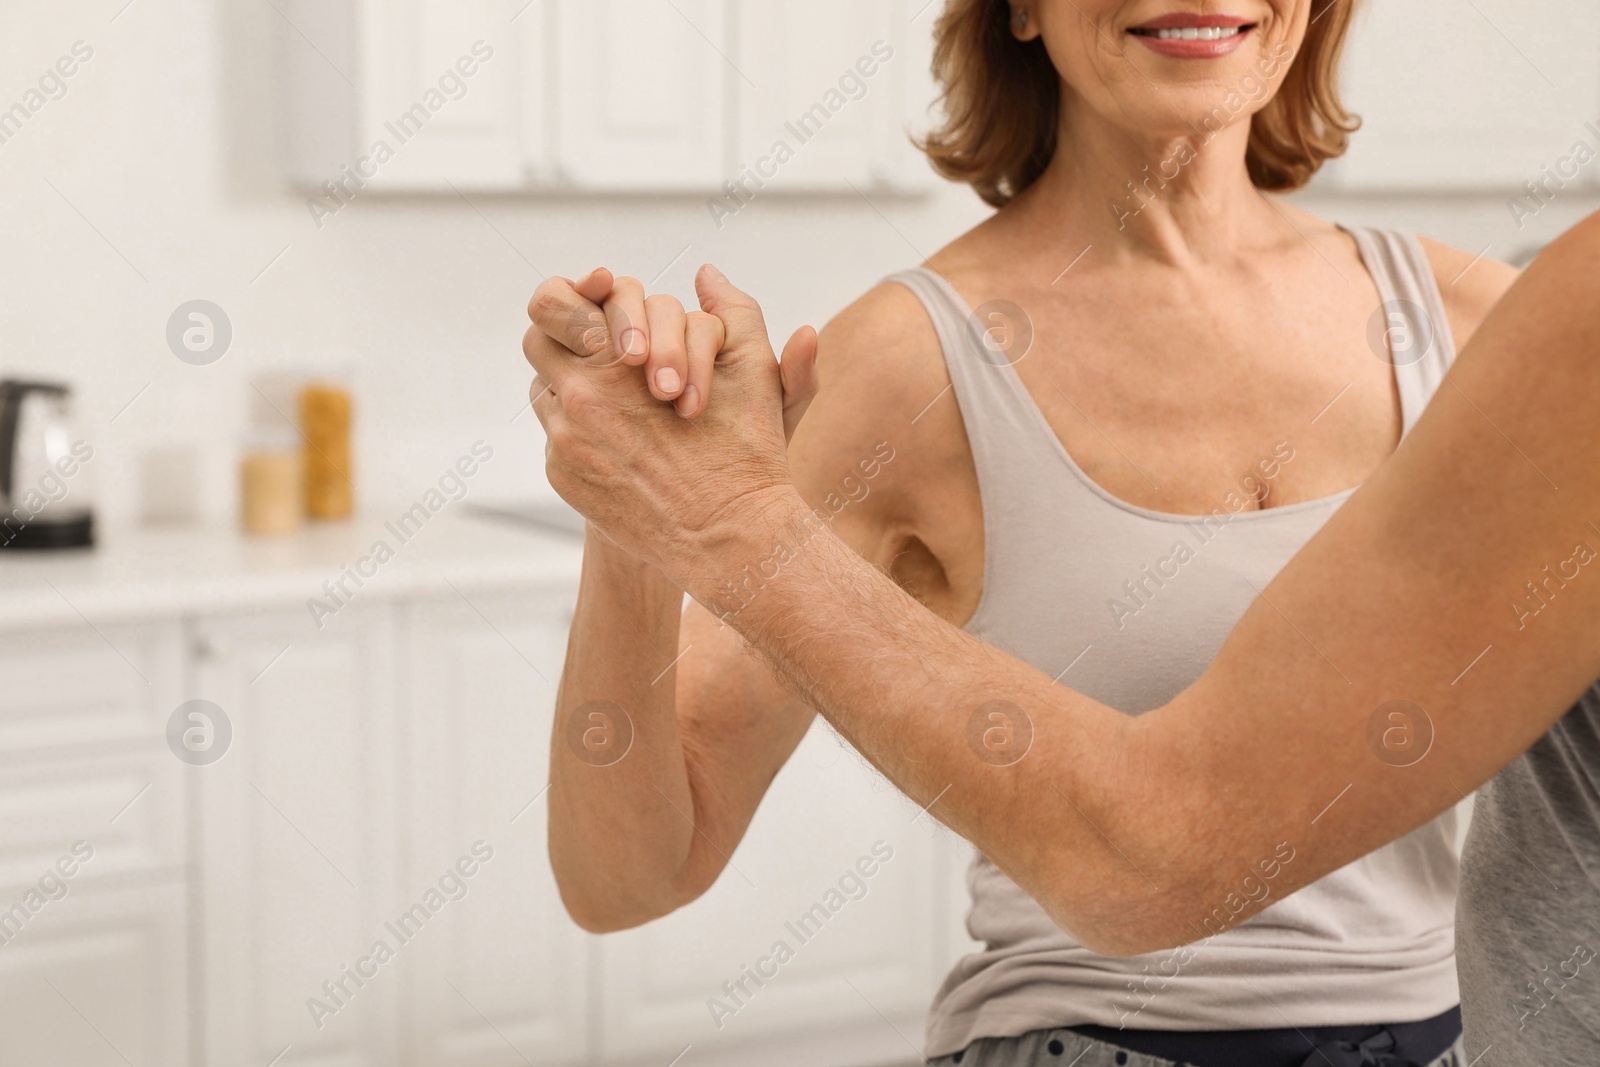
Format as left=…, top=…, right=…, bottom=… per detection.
left=683, top=497, right=1163, bottom=952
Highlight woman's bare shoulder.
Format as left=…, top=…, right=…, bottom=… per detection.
left=1280, top=205, right=1520, bottom=348
left=1417, top=236, right=1521, bottom=348
left=786, top=278, right=975, bottom=542
left=812, top=279, right=951, bottom=416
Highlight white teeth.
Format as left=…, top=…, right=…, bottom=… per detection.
left=1152, top=26, right=1242, bottom=40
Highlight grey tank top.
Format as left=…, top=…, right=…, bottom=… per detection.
left=887, top=228, right=1466, bottom=1058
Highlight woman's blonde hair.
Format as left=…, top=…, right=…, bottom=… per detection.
left=919, top=0, right=1363, bottom=206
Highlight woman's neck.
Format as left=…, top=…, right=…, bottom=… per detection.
left=1009, top=101, right=1278, bottom=267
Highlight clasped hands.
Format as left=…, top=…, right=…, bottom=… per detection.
left=522, top=265, right=819, bottom=593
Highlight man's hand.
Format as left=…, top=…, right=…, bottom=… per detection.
left=522, top=265, right=817, bottom=582
left=530, top=266, right=820, bottom=438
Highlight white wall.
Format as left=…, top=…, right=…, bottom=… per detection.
left=1, top=0, right=1595, bottom=533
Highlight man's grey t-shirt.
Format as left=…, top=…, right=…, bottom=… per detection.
left=1457, top=685, right=1600, bottom=1058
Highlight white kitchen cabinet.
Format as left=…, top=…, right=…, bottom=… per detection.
left=736, top=0, right=921, bottom=193
left=398, top=591, right=589, bottom=1066
left=0, top=882, right=190, bottom=1067
left=594, top=721, right=949, bottom=1065
left=0, top=619, right=189, bottom=1067
left=0, top=516, right=969, bottom=1065
left=555, top=0, right=727, bottom=189
left=353, top=0, right=533, bottom=189
left=1325, top=0, right=1600, bottom=191
left=193, top=604, right=403, bottom=1067
left=287, top=0, right=534, bottom=193
left=286, top=0, right=933, bottom=195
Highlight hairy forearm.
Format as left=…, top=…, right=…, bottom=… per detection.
left=547, top=531, right=698, bottom=930
left=686, top=502, right=1164, bottom=951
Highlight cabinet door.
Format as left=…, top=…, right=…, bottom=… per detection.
left=0, top=883, right=188, bottom=1067
left=555, top=0, right=728, bottom=188
left=1327, top=0, right=1600, bottom=190
left=399, top=587, right=587, bottom=1066
left=286, top=0, right=534, bottom=191
left=736, top=0, right=920, bottom=192
left=194, top=605, right=401, bottom=1067
left=596, top=719, right=946, bottom=1065
left=354, top=0, right=533, bottom=189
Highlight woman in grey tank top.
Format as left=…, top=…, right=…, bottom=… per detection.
left=539, top=2, right=1521, bottom=1065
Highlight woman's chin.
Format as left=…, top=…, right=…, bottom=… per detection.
left=1104, top=98, right=1263, bottom=147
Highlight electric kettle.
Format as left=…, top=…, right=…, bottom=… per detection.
left=0, top=379, right=95, bottom=549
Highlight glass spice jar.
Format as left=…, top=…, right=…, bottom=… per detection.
left=298, top=381, right=353, bottom=520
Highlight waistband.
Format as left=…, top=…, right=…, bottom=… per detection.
left=1067, top=1004, right=1462, bottom=1067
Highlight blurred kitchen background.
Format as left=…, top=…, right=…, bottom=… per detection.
left=0, top=1, right=1597, bottom=1065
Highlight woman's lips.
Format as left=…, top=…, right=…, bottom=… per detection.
left=1127, top=16, right=1255, bottom=59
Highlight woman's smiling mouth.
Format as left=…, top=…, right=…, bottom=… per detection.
left=1127, top=13, right=1257, bottom=58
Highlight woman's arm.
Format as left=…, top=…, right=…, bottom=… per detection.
left=545, top=283, right=962, bottom=932
left=527, top=214, right=1600, bottom=955
left=551, top=537, right=848, bottom=932
left=544, top=277, right=814, bottom=932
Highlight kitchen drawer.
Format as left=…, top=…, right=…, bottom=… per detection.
left=0, top=620, right=182, bottom=756
left=0, top=749, right=186, bottom=893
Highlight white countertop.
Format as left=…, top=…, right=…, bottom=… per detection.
left=0, top=506, right=586, bottom=628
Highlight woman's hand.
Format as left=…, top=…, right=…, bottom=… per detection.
left=523, top=265, right=818, bottom=582
left=546, top=266, right=820, bottom=438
